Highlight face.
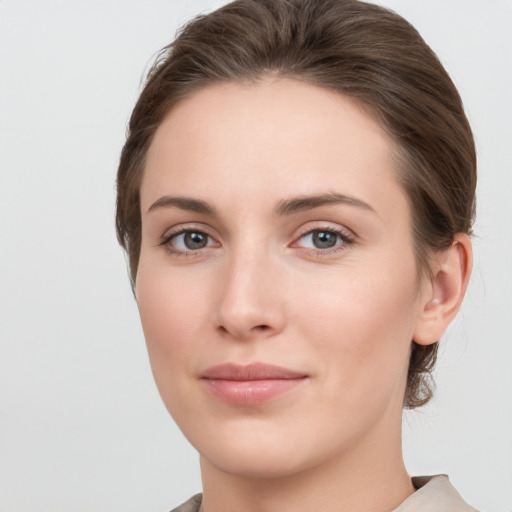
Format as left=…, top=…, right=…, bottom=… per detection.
left=136, top=79, right=428, bottom=478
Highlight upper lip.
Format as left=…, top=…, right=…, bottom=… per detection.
left=201, top=362, right=307, bottom=380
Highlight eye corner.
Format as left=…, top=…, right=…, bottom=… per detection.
left=291, top=224, right=356, bottom=255
left=159, top=226, right=221, bottom=257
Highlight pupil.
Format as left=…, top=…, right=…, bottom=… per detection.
left=313, top=231, right=337, bottom=249
left=184, top=232, right=207, bottom=249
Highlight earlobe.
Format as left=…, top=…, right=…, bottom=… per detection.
left=413, top=233, right=473, bottom=346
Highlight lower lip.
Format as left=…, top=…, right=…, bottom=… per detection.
left=202, top=378, right=306, bottom=406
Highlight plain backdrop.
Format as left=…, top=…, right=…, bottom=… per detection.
left=0, top=1, right=511, bottom=511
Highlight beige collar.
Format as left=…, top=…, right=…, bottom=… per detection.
left=392, top=475, right=479, bottom=512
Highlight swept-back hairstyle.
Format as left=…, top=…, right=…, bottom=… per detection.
left=116, top=0, right=476, bottom=408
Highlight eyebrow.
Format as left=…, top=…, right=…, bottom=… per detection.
left=147, top=196, right=217, bottom=215
left=147, top=192, right=375, bottom=217
left=274, top=192, right=376, bottom=216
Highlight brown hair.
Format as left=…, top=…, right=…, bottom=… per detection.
left=116, top=0, right=476, bottom=408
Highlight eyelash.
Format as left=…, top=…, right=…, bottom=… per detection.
left=294, top=226, right=355, bottom=255
left=159, top=228, right=217, bottom=257
left=159, top=226, right=355, bottom=257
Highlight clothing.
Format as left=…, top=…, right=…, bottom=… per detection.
left=169, top=475, right=479, bottom=512
left=397, top=475, right=479, bottom=511
left=170, top=493, right=202, bottom=512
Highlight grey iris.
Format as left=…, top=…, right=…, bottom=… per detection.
left=313, top=231, right=338, bottom=249
left=185, top=232, right=208, bottom=249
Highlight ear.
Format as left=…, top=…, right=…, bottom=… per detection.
left=413, top=233, right=473, bottom=346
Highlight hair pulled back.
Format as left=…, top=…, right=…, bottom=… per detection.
left=116, top=0, right=476, bottom=408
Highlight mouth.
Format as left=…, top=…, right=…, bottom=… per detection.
left=200, top=362, right=309, bottom=406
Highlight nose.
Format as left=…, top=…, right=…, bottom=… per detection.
left=214, top=248, right=286, bottom=341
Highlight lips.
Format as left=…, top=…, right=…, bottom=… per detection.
left=201, top=362, right=308, bottom=406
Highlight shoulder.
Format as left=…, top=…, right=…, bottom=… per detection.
left=393, top=475, right=480, bottom=512
left=170, top=477, right=479, bottom=512
left=169, top=493, right=202, bottom=512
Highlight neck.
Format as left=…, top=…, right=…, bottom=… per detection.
left=199, top=420, right=414, bottom=512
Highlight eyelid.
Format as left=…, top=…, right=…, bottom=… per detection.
left=159, top=223, right=218, bottom=243
left=290, top=222, right=356, bottom=255
left=157, top=223, right=222, bottom=257
left=292, top=221, right=355, bottom=242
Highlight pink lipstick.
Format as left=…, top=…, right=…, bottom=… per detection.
left=201, top=363, right=308, bottom=406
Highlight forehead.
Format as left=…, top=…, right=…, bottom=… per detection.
left=141, top=78, right=405, bottom=221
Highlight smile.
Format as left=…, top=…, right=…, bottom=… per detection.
left=200, top=362, right=309, bottom=406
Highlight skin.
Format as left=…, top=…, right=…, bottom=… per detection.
left=136, top=79, right=472, bottom=512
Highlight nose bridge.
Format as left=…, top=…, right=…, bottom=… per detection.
left=215, top=237, right=284, bottom=339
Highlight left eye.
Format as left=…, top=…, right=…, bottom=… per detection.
left=298, top=229, right=345, bottom=249
left=168, top=230, right=215, bottom=251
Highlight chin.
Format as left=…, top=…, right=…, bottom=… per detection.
left=200, top=441, right=314, bottom=479
left=178, top=415, right=302, bottom=476
left=190, top=415, right=351, bottom=480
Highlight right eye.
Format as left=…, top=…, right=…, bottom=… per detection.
left=161, top=229, right=219, bottom=255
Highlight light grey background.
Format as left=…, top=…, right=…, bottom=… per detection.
left=0, top=1, right=511, bottom=511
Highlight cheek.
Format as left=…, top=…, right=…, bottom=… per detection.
left=135, top=262, right=208, bottom=400
left=294, top=257, right=419, bottom=404
left=137, top=255, right=210, bottom=341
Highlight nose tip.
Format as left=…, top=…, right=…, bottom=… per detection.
left=216, top=298, right=284, bottom=341
left=214, top=259, right=285, bottom=341
left=217, top=322, right=274, bottom=340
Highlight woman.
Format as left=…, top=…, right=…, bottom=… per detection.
left=116, top=0, right=477, bottom=510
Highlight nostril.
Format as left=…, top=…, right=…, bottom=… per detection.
left=254, top=325, right=270, bottom=331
